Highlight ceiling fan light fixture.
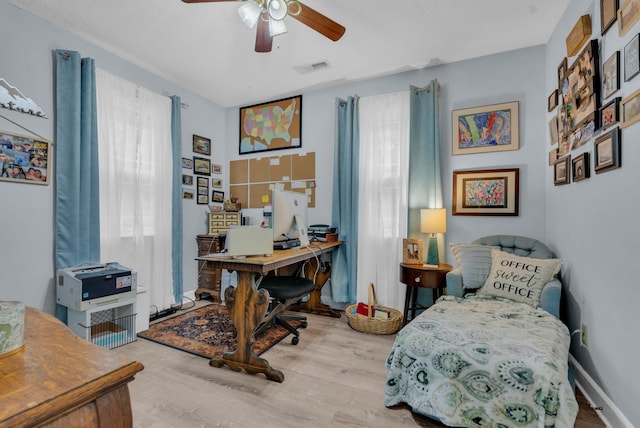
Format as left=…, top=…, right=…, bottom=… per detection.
left=268, top=18, right=288, bottom=36
left=238, top=1, right=262, bottom=28
left=267, top=0, right=288, bottom=21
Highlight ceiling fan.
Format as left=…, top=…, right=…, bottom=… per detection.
left=181, top=0, right=346, bottom=53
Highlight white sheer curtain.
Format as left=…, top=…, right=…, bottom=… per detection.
left=357, top=92, right=410, bottom=311
left=95, top=68, right=176, bottom=312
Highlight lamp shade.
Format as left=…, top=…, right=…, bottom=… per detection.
left=421, top=208, right=447, bottom=234
left=238, top=1, right=262, bottom=28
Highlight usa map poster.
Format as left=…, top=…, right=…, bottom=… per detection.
left=239, top=95, right=301, bottom=155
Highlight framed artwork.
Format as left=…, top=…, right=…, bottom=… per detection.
left=212, top=190, right=224, bottom=203
left=549, top=115, right=559, bottom=145
left=549, top=148, right=558, bottom=166
left=196, top=177, right=209, bottom=204
left=451, top=101, right=519, bottom=155
left=212, top=178, right=222, bottom=188
left=182, top=157, right=193, bottom=169
left=452, top=168, right=519, bottom=216
left=182, top=174, right=193, bottom=185
left=0, top=130, right=51, bottom=185
left=558, top=57, right=568, bottom=88
left=192, top=134, right=211, bottom=156
left=572, top=152, right=590, bottom=182
left=548, top=90, right=558, bottom=112
left=553, top=156, right=571, bottom=185
left=182, top=189, right=194, bottom=200
left=193, top=156, right=211, bottom=176
left=618, top=0, right=640, bottom=36
left=594, top=128, right=621, bottom=173
left=402, top=238, right=423, bottom=265
left=601, top=0, right=619, bottom=34
left=212, top=163, right=222, bottom=174
left=620, top=87, right=640, bottom=127
left=239, top=94, right=302, bottom=155
left=603, top=51, right=620, bottom=99
left=624, top=33, right=640, bottom=81
left=600, top=97, right=621, bottom=129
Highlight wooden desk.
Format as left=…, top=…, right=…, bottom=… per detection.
left=399, top=263, right=452, bottom=326
left=198, top=241, right=342, bottom=382
left=0, top=307, right=144, bottom=427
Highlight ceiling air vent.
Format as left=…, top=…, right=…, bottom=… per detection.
left=295, top=60, right=330, bottom=74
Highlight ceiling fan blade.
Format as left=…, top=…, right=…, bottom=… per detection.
left=255, top=16, right=273, bottom=53
left=290, top=2, right=345, bottom=42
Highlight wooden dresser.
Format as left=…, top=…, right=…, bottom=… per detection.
left=196, top=234, right=226, bottom=302
left=208, top=211, right=240, bottom=234
left=0, top=307, right=144, bottom=427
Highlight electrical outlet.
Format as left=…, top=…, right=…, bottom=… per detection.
left=581, top=323, right=589, bottom=347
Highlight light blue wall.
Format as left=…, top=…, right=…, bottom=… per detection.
left=0, top=0, right=225, bottom=313
left=546, top=1, right=639, bottom=425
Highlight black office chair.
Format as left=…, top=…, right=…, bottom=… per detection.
left=256, top=275, right=315, bottom=345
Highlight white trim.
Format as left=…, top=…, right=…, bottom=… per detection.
left=570, top=354, right=634, bottom=428
left=183, top=289, right=196, bottom=302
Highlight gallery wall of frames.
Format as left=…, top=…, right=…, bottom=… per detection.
left=549, top=0, right=640, bottom=185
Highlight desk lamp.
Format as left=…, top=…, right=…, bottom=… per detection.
left=421, top=208, right=447, bottom=266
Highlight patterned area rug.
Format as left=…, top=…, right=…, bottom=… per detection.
left=137, top=304, right=300, bottom=359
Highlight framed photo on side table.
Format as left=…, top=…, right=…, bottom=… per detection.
left=402, top=238, right=423, bottom=265
left=452, top=168, right=519, bottom=216
left=553, top=156, right=571, bottom=185
left=594, top=128, right=621, bottom=173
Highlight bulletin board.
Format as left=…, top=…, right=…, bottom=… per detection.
left=230, top=152, right=316, bottom=208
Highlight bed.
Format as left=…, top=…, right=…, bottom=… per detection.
left=384, top=236, right=579, bottom=427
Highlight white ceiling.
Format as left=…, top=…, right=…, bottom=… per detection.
left=6, top=0, right=570, bottom=108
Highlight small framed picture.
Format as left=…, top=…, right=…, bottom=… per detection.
left=212, top=163, right=222, bottom=174
left=549, top=148, right=558, bottom=166
left=603, top=51, right=620, bottom=99
left=572, top=152, right=590, bottom=182
left=192, top=134, right=211, bottom=156
left=212, top=190, right=224, bottom=203
left=594, top=128, right=621, bottom=173
left=212, top=178, right=222, bottom=188
left=618, top=0, right=640, bottom=36
left=452, top=168, right=519, bottom=216
left=193, top=156, right=211, bottom=176
left=548, top=90, right=558, bottom=112
left=182, top=157, right=193, bottom=169
left=182, top=174, right=193, bottom=186
left=600, top=97, right=621, bottom=129
left=553, top=155, right=571, bottom=185
left=620, top=87, right=640, bottom=127
left=624, top=33, right=640, bottom=81
left=558, top=57, right=568, bottom=87
left=182, top=189, right=194, bottom=200
left=402, top=238, right=423, bottom=265
left=549, top=116, right=559, bottom=145
left=601, top=0, right=619, bottom=34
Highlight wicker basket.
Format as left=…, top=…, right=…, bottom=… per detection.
left=346, top=283, right=403, bottom=335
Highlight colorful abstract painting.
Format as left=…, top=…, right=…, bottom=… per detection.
left=452, top=101, right=519, bottom=155
left=462, top=178, right=507, bottom=208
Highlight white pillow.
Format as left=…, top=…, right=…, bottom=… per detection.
left=449, top=243, right=496, bottom=289
left=478, top=248, right=561, bottom=307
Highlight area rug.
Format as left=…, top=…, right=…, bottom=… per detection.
left=137, top=304, right=300, bottom=359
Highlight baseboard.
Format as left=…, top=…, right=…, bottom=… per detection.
left=183, top=289, right=196, bottom=302
left=569, top=354, right=633, bottom=427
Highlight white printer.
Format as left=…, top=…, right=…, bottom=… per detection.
left=57, top=262, right=137, bottom=311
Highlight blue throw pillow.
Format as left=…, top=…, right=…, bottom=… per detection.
left=449, top=243, right=496, bottom=290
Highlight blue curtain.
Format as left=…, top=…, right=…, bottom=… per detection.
left=170, top=96, right=183, bottom=303
left=408, top=80, right=443, bottom=306
left=54, top=50, right=101, bottom=322
left=331, top=96, right=360, bottom=303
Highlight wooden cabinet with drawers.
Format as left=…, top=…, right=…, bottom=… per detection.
left=196, top=234, right=226, bottom=302
left=209, top=211, right=241, bottom=234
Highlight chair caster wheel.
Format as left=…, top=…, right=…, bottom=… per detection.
left=291, top=336, right=299, bottom=345
left=301, top=321, right=308, bottom=328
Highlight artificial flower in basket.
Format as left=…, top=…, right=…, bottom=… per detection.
left=223, top=196, right=241, bottom=211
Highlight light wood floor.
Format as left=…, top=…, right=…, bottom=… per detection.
left=115, top=302, right=605, bottom=428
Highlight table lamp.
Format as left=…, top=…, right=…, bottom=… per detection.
left=421, top=208, right=447, bottom=266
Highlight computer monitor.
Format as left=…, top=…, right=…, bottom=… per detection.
left=271, top=188, right=309, bottom=245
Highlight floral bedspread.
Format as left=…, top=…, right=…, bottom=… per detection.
left=384, top=295, right=578, bottom=427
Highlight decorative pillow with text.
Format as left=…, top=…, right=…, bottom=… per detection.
left=449, top=243, right=497, bottom=290
left=478, top=248, right=561, bottom=307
